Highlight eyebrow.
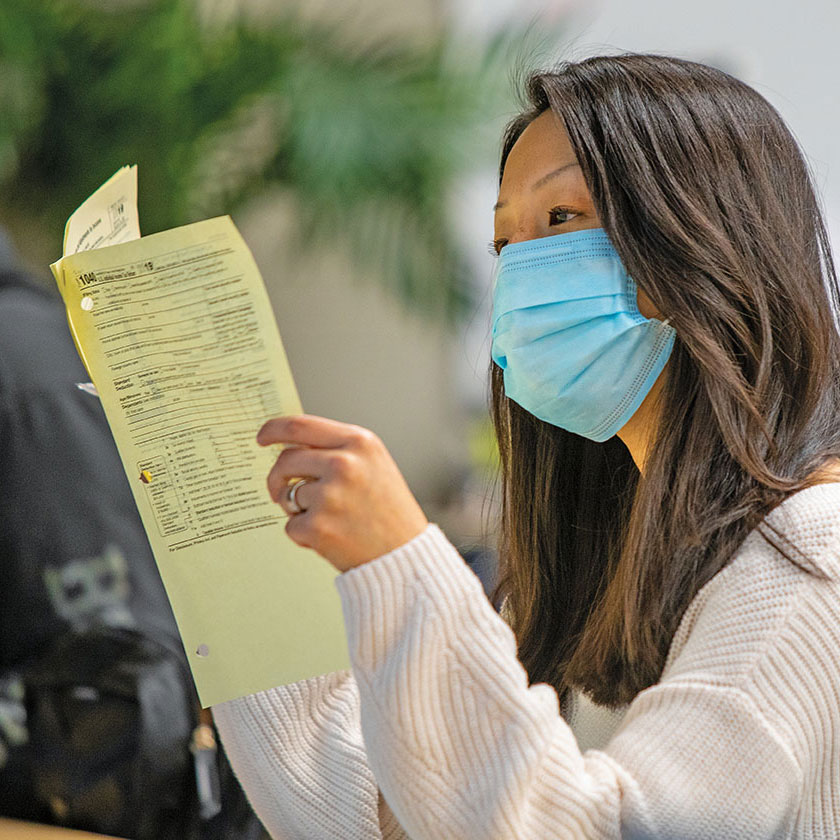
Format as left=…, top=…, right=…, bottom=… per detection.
left=493, top=162, right=581, bottom=212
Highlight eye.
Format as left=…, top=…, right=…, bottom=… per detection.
left=488, top=206, right=578, bottom=257
left=548, top=206, right=578, bottom=226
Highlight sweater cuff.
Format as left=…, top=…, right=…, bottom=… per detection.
left=334, top=523, right=488, bottom=672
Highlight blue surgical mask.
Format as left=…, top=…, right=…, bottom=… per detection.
left=490, top=227, right=675, bottom=442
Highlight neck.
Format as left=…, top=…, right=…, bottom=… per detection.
left=616, top=369, right=666, bottom=475
left=617, top=372, right=840, bottom=486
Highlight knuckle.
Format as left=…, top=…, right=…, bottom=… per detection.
left=319, top=482, right=338, bottom=509
left=330, top=452, right=358, bottom=479
left=285, top=513, right=306, bottom=537
left=267, top=465, right=286, bottom=501
left=349, top=425, right=378, bottom=449
left=312, top=515, right=337, bottom=543
left=284, top=417, right=305, bottom=437
left=284, top=518, right=310, bottom=549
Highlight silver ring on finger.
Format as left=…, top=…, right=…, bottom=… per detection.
left=286, top=478, right=310, bottom=514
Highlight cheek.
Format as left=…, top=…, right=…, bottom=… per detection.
left=636, top=288, right=662, bottom=320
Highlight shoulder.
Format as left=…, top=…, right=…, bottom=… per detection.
left=0, top=282, right=67, bottom=353
left=664, top=483, right=840, bottom=682
left=0, top=283, right=87, bottom=400
left=655, top=484, right=840, bottom=780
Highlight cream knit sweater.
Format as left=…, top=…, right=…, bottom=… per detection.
left=213, top=482, right=840, bottom=839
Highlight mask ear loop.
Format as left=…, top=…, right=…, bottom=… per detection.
left=661, top=317, right=672, bottom=327
left=490, top=253, right=504, bottom=293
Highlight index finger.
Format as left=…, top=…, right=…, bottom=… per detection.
left=257, top=414, right=364, bottom=449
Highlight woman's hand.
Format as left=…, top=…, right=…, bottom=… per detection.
left=258, top=414, right=429, bottom=573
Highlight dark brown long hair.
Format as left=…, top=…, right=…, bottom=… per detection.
left=489, top=53, right=840, bottom=708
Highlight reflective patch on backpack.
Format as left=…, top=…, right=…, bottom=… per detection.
left=44, top=545, right=135, bottom=631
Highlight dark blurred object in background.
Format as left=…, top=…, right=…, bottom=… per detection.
left=0, top=226, right=267, bottom=839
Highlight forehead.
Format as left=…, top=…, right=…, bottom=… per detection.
left=500, top=110, right=578, bottom=189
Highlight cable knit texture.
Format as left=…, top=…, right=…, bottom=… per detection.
left=213, top=482, right=840, bottom=839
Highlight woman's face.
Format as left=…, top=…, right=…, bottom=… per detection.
left=493, top=110, right=661, bottom=320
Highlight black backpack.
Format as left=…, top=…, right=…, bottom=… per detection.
left=4, top=625, right=262, bottom=840
left=0, top=264, right=265, bottom=839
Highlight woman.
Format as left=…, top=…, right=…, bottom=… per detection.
left=213, top=53, right=840, bottom=838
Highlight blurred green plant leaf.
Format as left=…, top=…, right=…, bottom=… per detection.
left=0, top=0, right=561, bottom=324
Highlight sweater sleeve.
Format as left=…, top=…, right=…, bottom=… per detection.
left=335, top=524, right=803, bottom=840
left=212, top=670, right=409, bottom=840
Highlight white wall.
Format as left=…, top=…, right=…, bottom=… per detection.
left=565, top=0, right=840, bottom=252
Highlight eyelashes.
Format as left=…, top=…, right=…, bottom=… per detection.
left=548, top=207, right=578, bottom=226
left=489, top=206, right=580, bottom=257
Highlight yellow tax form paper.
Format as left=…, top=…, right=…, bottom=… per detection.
left=50, top=167, right=350, bottom=706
